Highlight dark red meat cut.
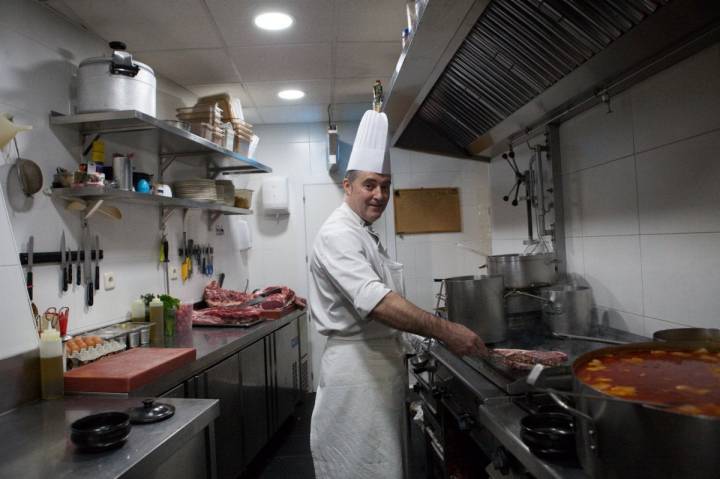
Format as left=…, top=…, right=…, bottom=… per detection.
left=491, top=349, right=568, bottom=370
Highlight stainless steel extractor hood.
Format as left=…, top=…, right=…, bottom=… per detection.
left=384, top=0, right=720, bottom=159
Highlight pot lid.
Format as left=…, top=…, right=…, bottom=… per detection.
left=128, top=398, right=175, bottom=424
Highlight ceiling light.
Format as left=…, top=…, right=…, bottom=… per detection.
left=278, top=89, right=305, bottom=100
left=254, top=12, right=294, bottom=31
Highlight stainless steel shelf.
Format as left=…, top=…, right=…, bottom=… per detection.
left=52, top=187, right=252, bottom=215
left=49, top=110, right=272, bottom=174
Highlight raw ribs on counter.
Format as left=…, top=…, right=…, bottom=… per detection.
left=193, top=282, right=306, bottom=326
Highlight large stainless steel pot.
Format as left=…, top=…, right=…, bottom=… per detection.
left=653, top=327, right=720, bottom=343
left=487, top=253, right=557, bottom=289
left=77, top=41, right=156, bottom=116
left=554, top=341, right=720, bottom=479
left=445, top=275, right=506, bottom=344
left=540, top=285, right=593, bottom=335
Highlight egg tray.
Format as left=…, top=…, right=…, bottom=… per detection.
left=66, top=340, right=127, bottom=370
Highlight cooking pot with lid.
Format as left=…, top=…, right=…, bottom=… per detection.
left=444, top=275, right=506, bottom=344
left=487, top=253, right=558, bottom=289
left=77, top=41, right=156, bottom=116
left=540, top=285, right=593, bottom=335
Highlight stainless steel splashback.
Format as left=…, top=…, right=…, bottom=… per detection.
left=388, top=0, right=720, bottom=158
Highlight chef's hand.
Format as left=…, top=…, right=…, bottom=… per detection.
left=441, top=322, right=488, bottom=358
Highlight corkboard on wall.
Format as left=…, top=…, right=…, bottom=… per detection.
left=394, top=188, right=461, bottom=234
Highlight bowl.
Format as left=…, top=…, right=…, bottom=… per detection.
left=70, top=411, right=131, bottom=452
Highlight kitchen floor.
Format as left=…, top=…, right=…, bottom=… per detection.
left=244, top=393, right=317, bottom=479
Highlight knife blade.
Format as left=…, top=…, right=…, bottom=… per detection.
left=94, top=235, right=100, bottom=291
left=60, top=231, right=67, bottom=292
left=26, top=236, right=33, bottom=300
left=83, top=224, right=93, bottom=306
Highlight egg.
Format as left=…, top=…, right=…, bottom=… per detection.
left=75, top=339, right=87, bottom=350
left=68, top=343, right=80, bottom=353
left=90, top=336, right=103, bottom=346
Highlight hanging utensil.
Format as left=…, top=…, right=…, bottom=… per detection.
left=12, top=138, right=42, bottom=197
left=94, top=235, right=100, bottom=291
left=181, top=231, right=188, bottom=282
left=60, top=231, right=67, bottom=292
left=58, top=306, right=69, bottom=338
left=208, top=246, right=214, bottom=276
left=26, top=236, right=34, bottom=300
left=83, top=223, right=93, bottom=306
left=0, top=113, right=32, bottom=149
left=76, top=237, right=82, bottom=286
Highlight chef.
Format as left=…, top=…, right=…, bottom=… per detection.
left=309, top=110, right=487, bottom=479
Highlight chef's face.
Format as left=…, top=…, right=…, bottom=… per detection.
left=343, top=171, right=391, bottom=224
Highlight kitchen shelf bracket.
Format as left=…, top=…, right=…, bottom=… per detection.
left=159, top=155, right=178, bottom=176
left=207, top=211, right=223, bottom=231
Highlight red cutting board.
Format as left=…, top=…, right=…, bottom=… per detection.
left=64, top=347, right=196, bottom=393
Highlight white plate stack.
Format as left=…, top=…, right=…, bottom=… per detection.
left=173, top=179, right=218, bottom=202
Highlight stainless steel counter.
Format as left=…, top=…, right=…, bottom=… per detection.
left=0, top=396, right=219, bottom=479
left=107, top=310, right=305, bottom=397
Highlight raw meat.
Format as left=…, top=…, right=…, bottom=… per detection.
left=192, top=306, right=261, bottom=326
left=203, top=281, right=253, bottom=307
left=491, top=349, right=568, bottom=370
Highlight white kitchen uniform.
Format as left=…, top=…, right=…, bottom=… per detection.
left=309, top=202, right=406, bottom=479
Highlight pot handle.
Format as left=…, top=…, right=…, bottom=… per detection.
left=108, top=41, right=140, bottom=78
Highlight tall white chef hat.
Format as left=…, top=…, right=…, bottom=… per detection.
left=347, top=110, right=390, bottom=175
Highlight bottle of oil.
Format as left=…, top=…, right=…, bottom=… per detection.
left=40, top=326, right=63, bottom=399
left=149, top=296, right=164, bottom=345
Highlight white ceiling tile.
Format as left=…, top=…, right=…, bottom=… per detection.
left=135, top=49, right=240, bottom=85
left=333, top=77, right=390, bottom=104
left=256, top=104, right=328, bottom=124
left=228, top=43, right=331, bottom=82
left=206, top=0, right=333, bottom=46
left=335, top=42, right=401, bottom=79
left=184, top=83, right=254, bottom=108
left=58, top=0, right=223, bottom=50
left=240, top=107, right=262, bottom=125
left=245, top=79, right=331, bottom=107
left=335, top=0, right=408, bottom=42
left=333, top=103, right=369, bottom=122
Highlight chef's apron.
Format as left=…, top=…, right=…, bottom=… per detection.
left=311, top=258, right=407, bottom=479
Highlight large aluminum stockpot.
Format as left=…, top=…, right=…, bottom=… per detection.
left=487, top=253, right=557, bottom=289
left=653, top=328, right=720, bottom=343
left=540, top=285, right=593, bottom=335
left=554, top=341, right=720, bottom=479
left=77, top=42, right=156, bottom=116
left=445, top=275, right=506, bottom=344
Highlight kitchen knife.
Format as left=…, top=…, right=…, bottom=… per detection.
left=60, top=231, right=67, bottom=292
left=83, top=225, right=93, bottom=306
left=94, top=235, right=100, bottom=291
left=26, top=236, right=33, bottom=300
left=76, top=240, right=82, bottom=286
left=237, top=287, right=283, bottom=308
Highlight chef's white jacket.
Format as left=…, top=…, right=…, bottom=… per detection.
left=309, top=202, right=403, bottom=339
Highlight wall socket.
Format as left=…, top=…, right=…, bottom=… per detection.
left=170, top=266, right=178, bottom=280
left=215, top=223, right=225, bottom=235
left=103, top=272, right=116, bottom=290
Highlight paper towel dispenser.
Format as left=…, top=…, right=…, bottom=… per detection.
left=262, top=176, right=289, bottom=215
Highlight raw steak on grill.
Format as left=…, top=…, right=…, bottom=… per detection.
left=490, top=349, right=568, bottom=370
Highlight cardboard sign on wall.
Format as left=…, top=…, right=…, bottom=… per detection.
left=393, top=188, right=461, bottom=234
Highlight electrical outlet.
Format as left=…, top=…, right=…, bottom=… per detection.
left=103, top=272, right=116, bottom=290
left=170, top=266, right=178, bottom=280
left=215, top=223, right=225, bottom=235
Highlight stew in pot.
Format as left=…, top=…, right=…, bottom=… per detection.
left=577, top=347, right=720, bottom=417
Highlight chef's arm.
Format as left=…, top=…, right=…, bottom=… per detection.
left=372, top=291, right=488, bottom=357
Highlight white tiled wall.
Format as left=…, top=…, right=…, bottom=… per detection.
left=490, top=43, right=720, bottom=337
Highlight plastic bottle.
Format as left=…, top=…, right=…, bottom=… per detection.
left=40, top=326, right=64, bottom=399
left=131, top=299, right=146, bottom=322
left=149, top=296, right=164, bottom=345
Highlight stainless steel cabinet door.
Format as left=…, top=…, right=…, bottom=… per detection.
left=274, top=321, right=300, bottom=428
left=205, top=354, right=242, bottom=479
left=240, top=338, right=268, bottom=466
left=160, top=382, right=186, bottom=398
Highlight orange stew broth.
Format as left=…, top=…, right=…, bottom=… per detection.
left=576, top=348, right=720, bottom=417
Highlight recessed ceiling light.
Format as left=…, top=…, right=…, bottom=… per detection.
left=278, top=89, right=305, bottom=100
left=254, top=12, right=294, bottom=31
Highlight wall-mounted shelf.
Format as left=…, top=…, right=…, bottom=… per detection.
left=49, top=110, right=272, bottom=174
left=52, top=187, right=252, bottom=214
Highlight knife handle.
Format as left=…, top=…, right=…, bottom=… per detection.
left=63, top=268, right=68, bottom=292
left=26, top=271, right=32, bottom=300
left=76, top=261, right=81, bottom=285
left=67, top=262, right=72, bottom=286
left=87, top=281, right=94, bottom=306
left=95, top=264, right=100, bottom=291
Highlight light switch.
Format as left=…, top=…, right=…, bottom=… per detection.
left=103, top=272, right=116, bottom=290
